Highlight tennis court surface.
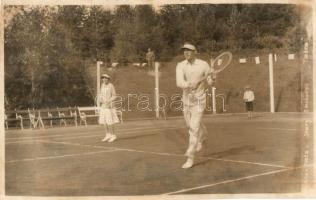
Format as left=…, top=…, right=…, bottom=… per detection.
left=5, top=112, right=312, bottom=196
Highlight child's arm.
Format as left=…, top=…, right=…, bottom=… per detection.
left=251, top=91, right=255, bottom=101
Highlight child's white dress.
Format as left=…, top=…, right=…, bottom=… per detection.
left=98, top=83, right=119, bottom=125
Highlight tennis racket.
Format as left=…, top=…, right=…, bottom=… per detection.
left=194, top=51, right=233, bottom=87
left=210, top=51, right=233, bottom=74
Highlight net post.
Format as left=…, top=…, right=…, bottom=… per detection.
left=154, top=62, right=160, bottom=119
left=268, top=54, right=275, bottom=113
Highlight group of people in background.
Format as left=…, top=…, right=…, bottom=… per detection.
left=97, top=43, right=255, bottom=169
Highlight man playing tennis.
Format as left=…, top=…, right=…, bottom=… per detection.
left=176, top=43, right=214, bottom=169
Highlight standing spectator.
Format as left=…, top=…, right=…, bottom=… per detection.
left=146, top=48, right=155, bottom=70
left=243, top=85, right=255, bottom=119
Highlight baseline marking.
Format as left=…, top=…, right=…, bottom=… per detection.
left=162, top=165, right=307, bottom=195
left=38, top=135, right=290, bottom=169
left=6, top=138, right=290, bottom=169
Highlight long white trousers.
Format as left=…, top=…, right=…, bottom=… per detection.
left=183, top=103, right=207, bottom=158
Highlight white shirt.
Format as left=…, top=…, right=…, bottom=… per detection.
left=243, top=90, right=255, bottom=102
left=99, top=83, right=116, bottom=108
left=176, top=58, right=212, bottom=105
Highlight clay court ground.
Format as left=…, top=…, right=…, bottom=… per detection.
left=5, top=112, right=313, bottom=196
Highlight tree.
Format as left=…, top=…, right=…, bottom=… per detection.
left=110, top=5, right=138, bottom=63
left=5, top=6, right=52, bottom=108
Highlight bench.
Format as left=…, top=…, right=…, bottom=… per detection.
left=56, top=107, right=78, bottom=127
left=5, top=110, right=24, bottom=130
left=77, top=106, right=123, bottom=126
left=27, top=108, right=78, bottom=129
left=5, top=107, right=79, bottom=130
left=28, top=108, right=53, bottom=129
left=77, top=106, right=99, bottom=126
left=6, top=109, right=37, bottom=129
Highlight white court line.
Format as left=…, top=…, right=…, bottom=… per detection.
left=6, top=130, right=97, bottom=141
left=257, top=127, right=299, bottom=131
left=37, top=140, right=116, bottom=150
left=6, top=126, right=185, bottom=144
left=6, top=149, right=119, bottom=163
left=56, top=126, right=182, bottom=141
left=6, top=132, right=95, bottom=143
left=7, top=126, right=290, bottom=169
left=36, top=132, right=291, bottom=169
left=8, top=138, right=290, bottom=169
left=162, top=166, right=306, bottom=195
left=6, top=125, right=184, bottom=141
left=110, top=147, right=290, bottom=169
left=200, top=156, right=290, bottom=169
left=5, top=127, right=185, bottom=144
left=6, top=125, right=297, bottom=144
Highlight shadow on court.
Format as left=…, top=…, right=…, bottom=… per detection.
left=5, top=113, right=312, bottom=196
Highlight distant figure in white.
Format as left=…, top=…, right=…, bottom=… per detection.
left=243, top=85, right=255, bottom=119
left=99, top=74, right=119, bottom=142
left=176, top=43, right=214, bottom=169
left=146, top=48, right=155, bottom=71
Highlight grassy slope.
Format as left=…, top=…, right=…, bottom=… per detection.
left=86, top=50, right=302, bottom=119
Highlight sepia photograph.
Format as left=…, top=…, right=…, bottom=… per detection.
left=1, top=0, right=315, bottom=198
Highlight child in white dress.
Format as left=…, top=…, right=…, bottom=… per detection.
left=99, top=74, right=119, bottom=142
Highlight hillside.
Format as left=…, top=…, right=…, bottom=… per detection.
left=85, top=50, right=303, bottom=119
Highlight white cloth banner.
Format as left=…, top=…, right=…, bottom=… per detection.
left=255, top=56, right=260, bottom=64
left=288, top=54, right=295, bottom=60
left=239, top=58, right=247, bottom=63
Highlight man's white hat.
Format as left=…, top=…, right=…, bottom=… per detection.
left=181, top=43, right=197, bottom=51
left=101, top=74, right=110, bottom=79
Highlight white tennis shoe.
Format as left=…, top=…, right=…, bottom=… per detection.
left=102, top=133, right=112, bottom=142
left=182, top=158, right=194, bottom=169
left=108, top=134, right=117, bottom=142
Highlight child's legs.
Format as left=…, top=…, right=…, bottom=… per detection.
left=249, top=102, right=253, bottom=117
